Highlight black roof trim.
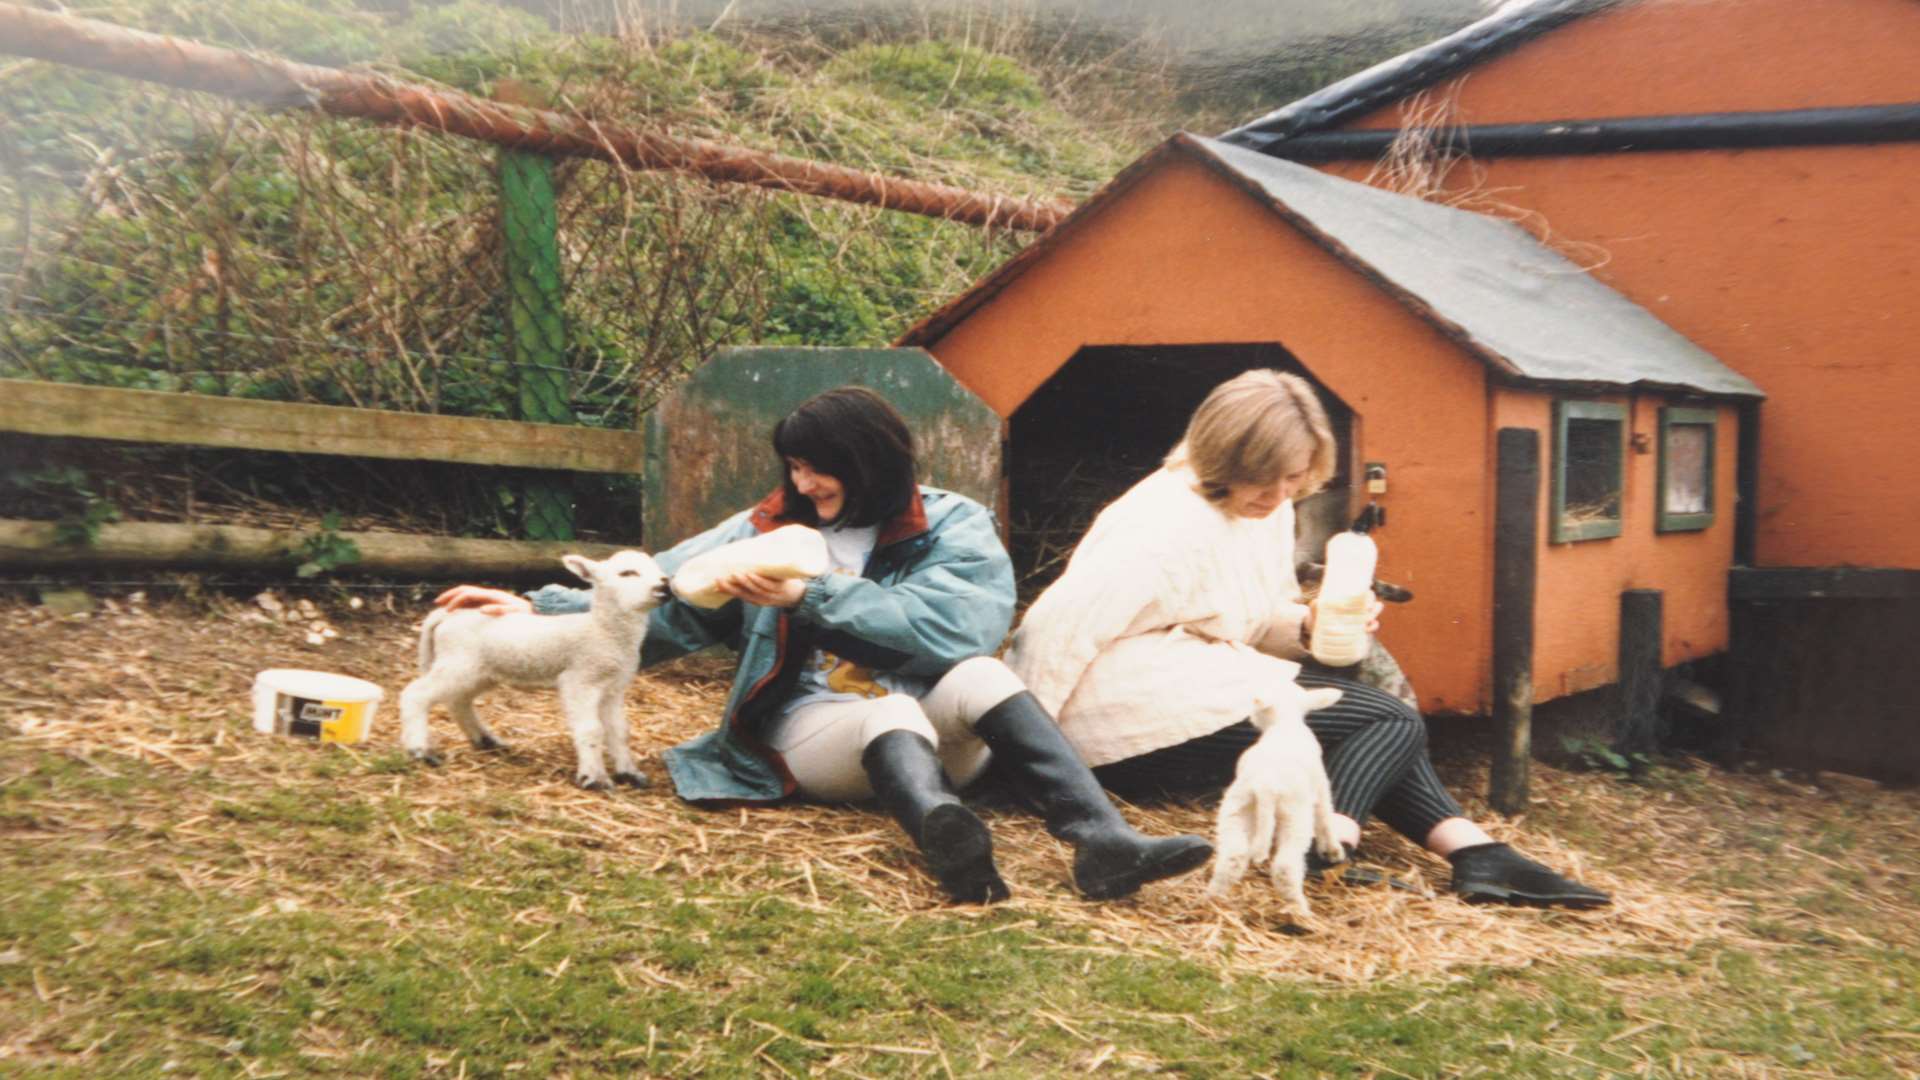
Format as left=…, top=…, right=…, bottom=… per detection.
left=1264, top=103, right=1920, bottom=161
left=1218, top=0, right=1625, bottom=153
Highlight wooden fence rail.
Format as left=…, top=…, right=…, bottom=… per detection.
left=0, top=519, right=621, bottom=578
left=1, top=379, right=647, bottom=577
left=1, top=379, right=646, bottom=473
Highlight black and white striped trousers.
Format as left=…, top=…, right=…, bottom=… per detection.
left=1091, top=669, right=1466, bottom=844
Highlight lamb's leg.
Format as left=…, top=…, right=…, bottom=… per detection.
left=1206, top=783, right=1257, bottom=898
left=450, top=693, right=506, bottom=752
left=560, top=675, right=612, bottom=791
left=398, top=674, right=444, bottom=767
left=1248, top=786, right=1279, bottom=869
left=602, top=680, right=648, bottom=788
left=1269, top=795, right=1315, bottom=920
left=1310, top=762, right=1344, bottom=864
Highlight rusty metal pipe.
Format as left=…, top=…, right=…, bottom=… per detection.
left=0, top=2, right=1073, bottom=232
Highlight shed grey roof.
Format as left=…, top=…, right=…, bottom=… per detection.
left=1185, top=135, right=1761, bottom=398
left=899, top=132, right=1757, bottom=399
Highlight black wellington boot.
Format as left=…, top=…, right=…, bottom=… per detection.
left=861, top=729, right=1010, bottom=904
left=973, top=692, right=1213, bottom=900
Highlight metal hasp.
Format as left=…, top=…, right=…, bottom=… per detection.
left=642, top=348, right=1003, bottom=551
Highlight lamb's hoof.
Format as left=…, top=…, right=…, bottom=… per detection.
left=472, top=734, right=508, bottom=752
left=613, top=770, right=650, bottom=789
left=575, top=773, right=613, bottom=792
left=409, top=748, right=444, bottom=768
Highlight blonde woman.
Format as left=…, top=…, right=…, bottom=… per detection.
left=1009, top=369, right=1607, bottom=907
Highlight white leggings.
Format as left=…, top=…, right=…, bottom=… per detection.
left=764, top=656, right=1028, bottom=801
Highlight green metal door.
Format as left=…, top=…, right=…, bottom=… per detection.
left=642, top=347, right=1003, bottom=550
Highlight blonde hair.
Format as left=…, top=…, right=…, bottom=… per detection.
left=1167, top=369, right=1338, bottom=503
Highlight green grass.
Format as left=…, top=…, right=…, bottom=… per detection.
left=12, top=899, right=1914, bottom=1079
left=5, top=743, right=1919, bottom=1077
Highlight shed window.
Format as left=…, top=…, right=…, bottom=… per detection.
left=1657, top=407, right=1716, bottom=532
left=1551, top=400, right=1625, bottom=542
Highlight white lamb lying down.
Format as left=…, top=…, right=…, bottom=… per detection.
left=398, top=550, right=670, bottom=790
left=1206, top=685, right=1346, bottom=917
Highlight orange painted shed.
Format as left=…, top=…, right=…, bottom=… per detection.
left=898, top=133, right=1759, bottom=724
left=1226, top=0, right=1920, bottom=573
left=1211, top=0, right=1920, bottom=778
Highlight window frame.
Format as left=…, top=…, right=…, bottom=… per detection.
left=1550, top=399, right=1627, bottom=543
left=1655, top=406, right=1718, bottom=533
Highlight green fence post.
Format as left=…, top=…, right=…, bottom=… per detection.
left=500, top=146, right=574, bottom=542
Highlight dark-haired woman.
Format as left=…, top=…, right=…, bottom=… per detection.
left=437, top=386, right=1210, bottom=903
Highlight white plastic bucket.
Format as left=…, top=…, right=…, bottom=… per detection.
left=251, top=669, right=384, bottom=744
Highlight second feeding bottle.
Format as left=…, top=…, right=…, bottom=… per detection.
left=1309, top=508, right=1380, bottom=667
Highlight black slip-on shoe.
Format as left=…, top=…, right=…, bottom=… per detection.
left=1447, top=842, right=1611, bottom=908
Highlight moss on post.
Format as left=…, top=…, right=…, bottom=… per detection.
left=500, top=147, right=574, bottom=542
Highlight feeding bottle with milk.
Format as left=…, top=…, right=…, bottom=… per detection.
left=1309, top=515, right=1379, bottom=668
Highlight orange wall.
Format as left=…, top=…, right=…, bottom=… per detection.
left=1347, top=0, right=1920, bottom=127
left=1327, top=0, right=1920, bottom=569
left=1492, top=391, right=1741, bottom=702
left=925, top=157, right=1497, bottom=711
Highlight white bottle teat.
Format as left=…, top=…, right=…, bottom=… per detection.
left=1309, top=531, right=1378, bottom=667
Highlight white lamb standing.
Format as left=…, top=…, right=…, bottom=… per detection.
left=1206, top=684, right=1346, bottom=917
left=398, top=550, right=670, bottom=791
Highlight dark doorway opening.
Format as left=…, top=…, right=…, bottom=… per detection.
left=1007, top=343, right=1354, bottom=599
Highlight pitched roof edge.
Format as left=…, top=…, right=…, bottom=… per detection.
left=1485, top=371, right=1763, bottom=401
left=1185, top=137, right=1761, bottom=400
left=897, top=132, right=1763, bottom=401
left=895, top=129, right=1525, bottom=377
left=1175, top=135, right=1533, bottom=381
left=894, top=137, right=1193, bottom=348
left=1218, top=0, right=1628, bottom=152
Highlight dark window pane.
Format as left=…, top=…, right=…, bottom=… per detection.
left=1564, top=416, right=1621, bottom=525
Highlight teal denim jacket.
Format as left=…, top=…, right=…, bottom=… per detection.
left=529, top=485, right=1014, bottom=803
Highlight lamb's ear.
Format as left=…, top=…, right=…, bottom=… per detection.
left=561, top=554, right=597, bottom=583
left=1300, top=687, right=1344, bottom=713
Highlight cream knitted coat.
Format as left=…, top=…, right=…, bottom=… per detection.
left=1008, top=464, right=1314, bottom=767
